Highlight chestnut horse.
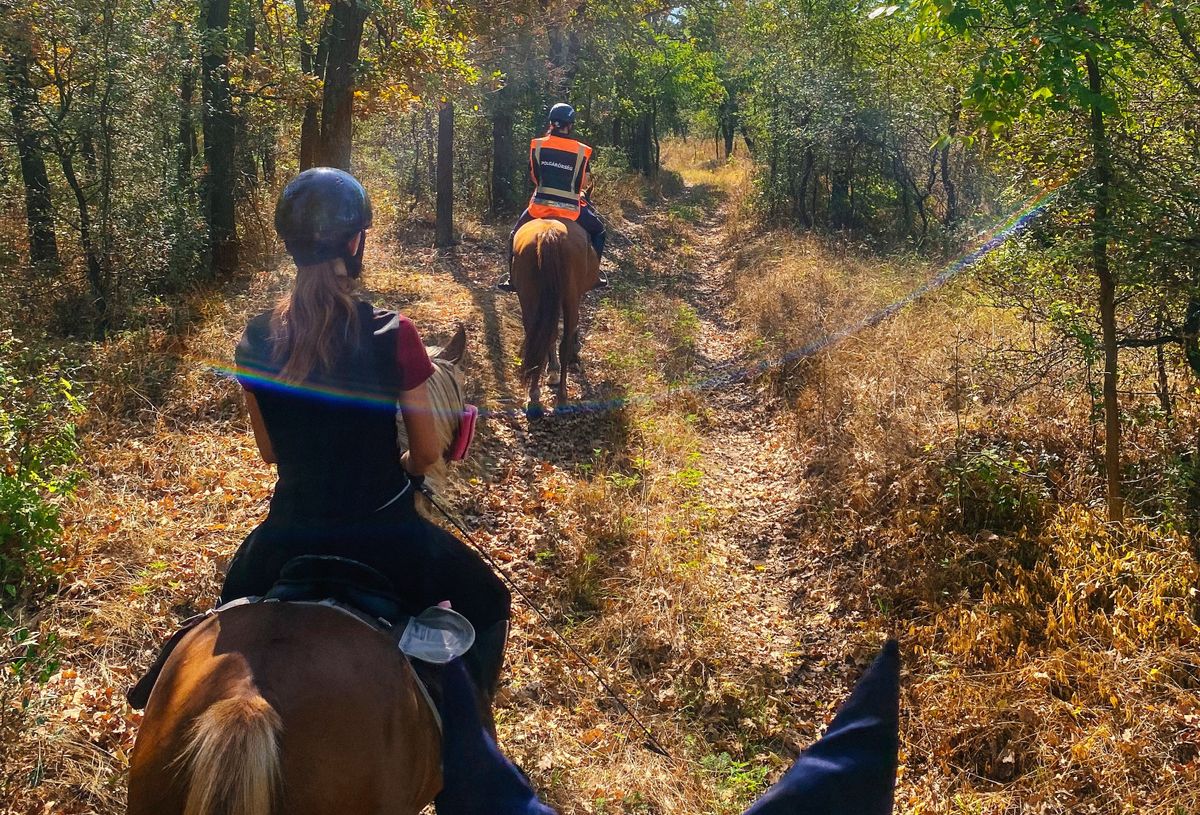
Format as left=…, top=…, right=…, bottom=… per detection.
left=127, top=331, right=470, bottom=815
left=511, top=218, right=599, bottom=417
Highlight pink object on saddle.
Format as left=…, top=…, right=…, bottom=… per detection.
left=447, top=404, right=478, bottom=462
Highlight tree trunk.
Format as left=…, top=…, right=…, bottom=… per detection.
left=1086, top=52, right=1123, bottom=522
left=490, top=85, right=515, bottom=214
left=1155, top=328, right=1172, bottom=420
left=546, top=13, right=582, bottom=98
left=830, top=164, right=851, bottom=229
left=97, top=0, right=116, bottom=279
left=300, top=107, right=321, bottom=170
left=408, top=112, right=424, bottom=201
left=176, top=23, right=197, bottom=195
left=59, top=151, right=107, bottom=322
left=295, top=0, right=323, bottom=170
left=435, top=101, right=455, bottom=247
left=941, top=97, right=961, bottom=230
left=631, top=112, right=653, bottom=176
left=424, top=110, right=436, bottom=192
left=718, top=89, right=737, bottom=158
left=1, top=43, right=59, bottom=270
left=651, top=101, right=661, bottom=174
left=798, top=146, right=815, bottom=227
left=200, top=0, right=239, bottom=276
left=318, top=0, right=367, bottom=169
left=235, top=4, right=259, bottom=196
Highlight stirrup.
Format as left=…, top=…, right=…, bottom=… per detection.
left=495, top=278, right=516, bottom=293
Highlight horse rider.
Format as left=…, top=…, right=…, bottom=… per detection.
left=130, top=168, right=510, bottom=715
left=496, top=102, right=609, bottom=292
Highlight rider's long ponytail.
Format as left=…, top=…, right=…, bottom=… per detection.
left=272, top=260, right=360, bottom=382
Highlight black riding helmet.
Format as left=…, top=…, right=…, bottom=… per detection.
left=275, top=167, right=373, bottom=276
left=547, top=102, right=576, bottom=129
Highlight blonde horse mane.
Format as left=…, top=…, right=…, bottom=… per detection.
left=396, top=326, right=468, bottom=503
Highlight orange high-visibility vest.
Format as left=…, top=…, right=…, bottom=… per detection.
left=527, top=134, right=592, bottom=220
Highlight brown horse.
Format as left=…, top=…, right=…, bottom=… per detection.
left=511, top=217, right=599, bottom=417
left=127, top=603, right=441, bottom=815
left=127, top=331, right=471, bottom=815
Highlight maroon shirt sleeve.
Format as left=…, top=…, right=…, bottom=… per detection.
left=395, top=315, right=436, bottom=391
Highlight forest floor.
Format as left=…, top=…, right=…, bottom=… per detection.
left=3, top=141, right=1199, bottom=815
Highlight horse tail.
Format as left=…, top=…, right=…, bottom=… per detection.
left=180, top=693, right=282, bottom=815
left=522, top=228, right=564, bottom=386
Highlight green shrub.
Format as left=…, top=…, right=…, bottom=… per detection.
left=941, top=442, right=1049, bottom=534
left=0, top=333, right=84, bottom=603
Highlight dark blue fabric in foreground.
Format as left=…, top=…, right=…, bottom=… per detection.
left=435, top=658, right=558, bottom=815
left=435, top=638, right=900, bottom=815
left=742, top=638, right=900, bottom=815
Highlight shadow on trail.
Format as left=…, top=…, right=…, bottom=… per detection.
left=606, top=177, right=735, bottom=332
left=512, top=344, right=634, bottom=475
left=440, top=244, right=520, bottom=408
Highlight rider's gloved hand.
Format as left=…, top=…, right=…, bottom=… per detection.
left=401, top=450, right=428, bottom=492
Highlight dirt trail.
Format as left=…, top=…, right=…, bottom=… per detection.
left=438, top=171, right=876, bottom=784
left=631, top=186, right=870, bottom=726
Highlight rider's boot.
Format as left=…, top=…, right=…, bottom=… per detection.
left=496, top=251, right=517, bottom=293
left=463, top=620, right=508, bottom=734
left=590, top=235, right=609, bottom=291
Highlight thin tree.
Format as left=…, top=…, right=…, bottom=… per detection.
left=199, top=0, right=239, bottom=275
left=317, top=0, right=367, bottom=169
left=435, top=100, right=455, bottom=247
left=1, top=33, right=59, bottom=271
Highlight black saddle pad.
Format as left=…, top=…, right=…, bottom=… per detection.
left=265, top=555, right=406, bottom=626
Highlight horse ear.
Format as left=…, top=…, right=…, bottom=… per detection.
left=436, top=323, right=467, bottom=365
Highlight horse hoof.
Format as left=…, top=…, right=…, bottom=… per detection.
left=547, top=375, right=561, bottom=387
left=526, top=403, right=546, bottom=420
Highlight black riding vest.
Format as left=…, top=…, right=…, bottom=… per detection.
left=235, top=303, right=413, bottom=523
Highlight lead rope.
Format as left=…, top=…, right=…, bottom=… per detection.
left=418, top=482, right=672, bottom=759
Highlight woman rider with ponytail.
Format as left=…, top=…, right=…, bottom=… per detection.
left=223, top=167, right=510, bottom=709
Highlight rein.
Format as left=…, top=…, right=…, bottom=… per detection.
left=418, top=483, right=672, bottom=759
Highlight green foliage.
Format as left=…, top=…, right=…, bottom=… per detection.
left=0, top=334, right=84, bottom=602
left=699, top=751, right=771, bottom=805
left=671, top=451, right=705, bottom=492
left=683, top=0, right=989, bottom=243
left=1160, top=449, right=1200, bottom=536
left=901, top=0, right=1200, bottom=359
left=1, top=621, right=61, bottom=686
left=572, top=5, right=724, bottom=173
left=941, top=442, right=1050, bottom=534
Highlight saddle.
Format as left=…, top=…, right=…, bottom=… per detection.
left=264, top=555, right=405, bottom=624
left=127, top=556, right=473, bottom=712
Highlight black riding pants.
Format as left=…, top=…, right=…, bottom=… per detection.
left=509, top=206, right=606, bottom=261
left=220, top=490, right=511, bottom=633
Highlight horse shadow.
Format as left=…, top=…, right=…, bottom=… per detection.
left=518, top=363, right=632, bottom=471
left=421, top=235, right=521, bottom=410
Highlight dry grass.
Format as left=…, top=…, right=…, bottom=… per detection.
left=724, top=204, right=1200, bottom=813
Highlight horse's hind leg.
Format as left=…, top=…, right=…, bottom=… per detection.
left=556, top=304, right=578, bottom=407
left=547, top=336, right=561, bottom=388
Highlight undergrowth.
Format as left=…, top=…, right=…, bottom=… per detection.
left=727, top=216, right=1200, bottom=813
left=0, top=332, right=85, bottom=605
